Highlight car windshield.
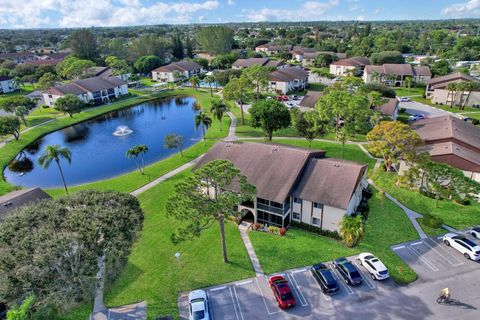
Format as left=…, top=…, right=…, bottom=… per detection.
left=463, top=239, right=477, bottom=247
left=350, top=271, right=361, bottom=279
left=281, top=292, right=293, bottom=301
left=379, top=270, right=389, bottom=275
left=322, top=271, right=337, bottom=286
left=193, top=310, right=205, bottom=320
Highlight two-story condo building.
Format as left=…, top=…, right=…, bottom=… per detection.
left=231, top=58, right=285, bottom=69
left=0, top=76, right=16, bottom=94
left=255, top=43, right=293, bottom=56
left=151, top=61, right=203, bottom=83
left=195, top=142, right=368, bottom=231
left=43, top=76, right=128, bottom=107
left=330, top=57, right=370, bottom=76
left=425, top=72, right=480, bottom=107
left=291, top=48, right=347, bottom=67
left=363, top=64, right=431, bottom=86
left=268, top=67, right=309, bottom=94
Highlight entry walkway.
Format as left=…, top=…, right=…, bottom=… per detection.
left=238, top=221, right=264, bottom=276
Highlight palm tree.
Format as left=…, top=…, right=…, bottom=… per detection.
left=371, top=71, right=380, bottom=83
left=38, top=145, right=72, bottom=194
left=12, top=76, right=23, bottom=90
left=210, top=98, right=228, bottom=131
left=195, top=111, right=212, bottom=142
left=461, top=81, right=479, bottom=110
left=189, top=75, right=200, bottom=91
left=126, top=144, right=149, bottom=175
left=204, top=74, right=216, bottom=97
left=403, top=76, right=413, bottom=96
left=446, top=82, right=458, bottom=108
left=14, top=106, right=29, bottom=126
left=340, top=215, right=364, bottom=247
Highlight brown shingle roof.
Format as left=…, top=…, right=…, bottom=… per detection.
left=269, top=67, right=308, bottom=82
left=378, top=98, right=399, bottom=116
left=299, top=91, right=323, bottom=109
left=365, top=64, right=431, bottom=77
left=0, top=188, right=51, bottom=220
left=426, top=72, right=479, bottom=89
left=194, top=142, right=325, bottom=203
left=265, top=60, right=285, bottom=68
left=413, top=65, right=432, bottom=77
left=44, top=76, right=126, bottom=96
left=152, top=60, right=202, bottom=73
left=423, top=141, right=480, bottom=168
left=293, top=158, right=367, bottom=209
left=232, top=58, right=269, bottom=68
left=331, top=56, right=370, bottom=67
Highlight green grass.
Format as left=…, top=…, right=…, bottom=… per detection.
left=0, top=84, right=35, bottom=102
left=372, top=170, right=480, bottom=230
left=394, top=87, right=424, bottom=97
left=265, top=139, right=377, bottom=173
left=250, top=190, right=418, bottom=284
left=61, top=170, right=255, bottom=320
left=417, top=218, right=446, bottom=237
left=0, top=88, right=226, bottom=196
left=140, top=77, right=157, bottom=87
left=308, top=83, right=326, bottom=92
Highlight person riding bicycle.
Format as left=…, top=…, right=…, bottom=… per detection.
left=439, top=288, right=450, bottom=301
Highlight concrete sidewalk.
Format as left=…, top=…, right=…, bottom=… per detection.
left=238, top=221, right=264, bottom=276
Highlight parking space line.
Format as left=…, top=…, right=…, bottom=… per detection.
left=287, top=273, right=308, bottom=307
left=331, top=268, right=354, bottom=295
left=231, top=286, right=244, bottom=320
left=210, top=286, right=227, bottom=292
left=392, top=245, right=405, bottom=250
left=423, top=238, right=464, bottom=266
left=352, top=260, right=376, bottom=290
left=292, top=268, right=308, bottom=274
left=255, top=277, right=281, bottom=315
left=411, top=241, right=423, bottom=246
left=307, top=269, right=332, bottom=302
left=407, top=246, right=439, bottom=271
left=236, top=280, right=253, bottom=286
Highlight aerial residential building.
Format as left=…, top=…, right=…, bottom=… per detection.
left=291, top=48, right=347, bottom=67
left=330, top=57, right=370, bottom=76
left=268, top=67, right=309, bottom=94
left=0, top=76, right=16, bottom=94
left=363, top=64, right=431, bottom=86
left=411, top=115, right=480, bottom=182
left=298, top=91, right=323, bottom=111
left=231, top=57, right=285, bottom=69
left=151, top=61, right=203, bottom=83
left=377, top=98, right=399, bottom=120
left=195, top=142, right=368, bottom=231
left=425, top=72, right=480, bottom=107
left=255, top=43, right=293, bottom=55
left=43, top=76, right=128, bottom=107
left=0, top=52, right=37, bottom=64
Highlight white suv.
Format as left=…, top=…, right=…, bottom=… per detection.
left=188, top=290, right=210, bottom=320
left=443, top=233, right=480, bottom=260
left=357, top=252, right=389, bottom=280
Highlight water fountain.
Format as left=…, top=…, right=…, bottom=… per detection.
left=113, top=125, right=133, bottom=136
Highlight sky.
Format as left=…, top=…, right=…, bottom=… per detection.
left=0, top=0, right=479, bottom=29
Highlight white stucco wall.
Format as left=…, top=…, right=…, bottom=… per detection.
left=0, top=79, right=15, bottom=94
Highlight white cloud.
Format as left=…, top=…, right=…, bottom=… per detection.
left=0, top=0, right=220, bottom=28
left=373, top=8, right=383, bottom=15
left=442, top=0, right=480, bottom=17
left=242, top=0, right=339, bottom=22
left=227, top=0, right=235, bottom=5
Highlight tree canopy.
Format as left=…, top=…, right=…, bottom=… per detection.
left=54, top=94, right=85, bottom=117
left=0, top=96, right=36, bottom=112
left=370, top=51, right=405, bottom=65
left=0, top=116, right=21, bottom=140
left=69, top=29, right=98, bottom=61
left=249, top=99, right=291, bottom=141
left=196, top=26, right=234, bottom=55
left=134, top=55, right=163, bottom=74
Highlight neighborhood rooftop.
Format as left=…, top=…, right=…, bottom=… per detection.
left=45, top=76, right=126, bottom=96
left=269, top=67, right=308, bottom=82
left=426, top=72, right=480, bottom=89
left=365, top=64, right=431, bottom=76
left=299, top=91, right=323, bottom=109
left=152, top=60, right=202, bottom=73
left=331, top=56, right=370, bottom=67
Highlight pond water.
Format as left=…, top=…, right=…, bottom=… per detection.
left=4, top=96, right=203, bottom=188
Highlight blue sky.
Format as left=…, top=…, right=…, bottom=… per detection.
left=0, top=0, right=479, bottom=29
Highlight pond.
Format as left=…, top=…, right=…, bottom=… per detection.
left=4, top=96, right=203, bottom=188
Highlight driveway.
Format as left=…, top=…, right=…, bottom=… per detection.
left=400, top=101, right=462, bottom=119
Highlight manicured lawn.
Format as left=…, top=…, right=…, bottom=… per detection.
left=372, top=170, right=480, bottom=230
left=394, top=87, right=424, bottom=97
left=0, top=88, right=226, bottom=197
left=61, top=170, right=255, bottom=320
left=308, top=83, right=326, bottom=92
left=250, top=190, right=418, bottom=284
left=417, top=218, right=446, bottom=237
left=267, top=139, right=377, bottom=173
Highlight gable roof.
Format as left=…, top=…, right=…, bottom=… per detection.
left=378, top=98, right=399, bottom=116
left=152, top=60, right=202, bottom=73
left=44, top=76, right=126, bottom=96
left=269, top=67, right=308, bottom=82
left=256, top=44, right=293, bottom=52
left=194, top=141, right=325, bottom=203
left=299, top=91, right=323, bottom=109
left=365, top=64, right=431, bottom=77
left=423, top=141, right=480, bottom=169
left=426, top=72, right=480, bottom=89
left=331, top=56, right=370, bottom=67
left=0, top=188, right=51, bottom=220
left=232, top=58, right=269, bottom=68
left=265, top=60, right=285, bottom=68
left=293, top=158, right=367, bottom=209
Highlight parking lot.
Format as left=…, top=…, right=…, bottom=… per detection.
left=179, top=233, right=480, bottom=319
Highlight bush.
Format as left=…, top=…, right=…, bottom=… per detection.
left=362, top=82, right=396, bottom=98
left=279, top=227, right=287, bottom=236
left=268, top=226, right=279, bottom=235
left=421, top=213, right=444, bottom=229
left=252, top=222, right=263, bottom=231
left=340, top=215, right=364, bottom=247
left=399, top=107, right=406, bottom=113
left=290, top=221, right=342, bottom=240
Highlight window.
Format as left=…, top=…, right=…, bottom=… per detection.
left=313, top=202, right=323, bottom=209
left=292, top=212, right=301, bottom=221
left=312, top=217, right=320, bottom=226
left=293, top=197, right=302, bottom=204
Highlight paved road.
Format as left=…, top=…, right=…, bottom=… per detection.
left=400, top=101, right=462, bottom=119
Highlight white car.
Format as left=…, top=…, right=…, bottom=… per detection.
left=443, top=233, right=480, bottom=260
left=466, top=226, right=480, bottom=239
left=408, top=114, right=425, bottom=121
left=188, top=290, right=210, bottom=320
left=398, top=97, right=411, bottom=102
left=357, top=252, right=390, bottom=280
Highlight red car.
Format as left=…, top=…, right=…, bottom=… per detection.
left=269, top=276, right=296, bottom=309
left=275, top=95, right=289, bottom=101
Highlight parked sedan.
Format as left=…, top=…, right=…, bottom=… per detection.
left=311, top=263, right=340, bottom=294
left=408, top=113, right=425, bottom=121
left=269, top=275, right=296, bottom=309
left=443, top=233, right=480, bottom=260
left=357, top=253, right=390, bottom=280
left=333, top=257, right=363, bottom=286
left=467, top=226, right=480, bottom=239
left=398, top=96, right=411, bottom=102
left=188, top=290, right=210, bottom=320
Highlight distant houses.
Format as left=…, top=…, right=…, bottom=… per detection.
left=0, top=52, right=38, bottom=64
left=425, top=72, right=480, bottom=107
left=0, top=51, right=69, bottom=66
left=268, top=67, right=309, bottom=94
left=232, top=57, right=285, bottom=69
left=0, top=76, right=16, bottom=94
left=298, top=91, right=323, bottom=111
left=377, top=98, right=399, bottom=120
left=330, top=57, right=370, bottom=77
left=363, top=64, right=431, bottom=86
left=151, top=61, right=203, bottom=83
left=43, top=76, right=128, bottom=107
left=255, top=43, right=293, bottom=56
left=291, top=48, right=346, bottom=67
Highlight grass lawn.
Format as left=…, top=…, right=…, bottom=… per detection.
left=250, top=190, right=418, bottom=284
left=0, top=84, right=35, bottom=102
left=308, top=83, right=326, bottom=92
left=61, top=170, right=255, bottom=320
left=0, top=88, right=226, bottom=197
left=417, top=218, right=446, bottom=237
left=140, top=77, right=157, bottom=87
left=372, top=170, right=480, bottom=230
left=265, top=139, right=377, bottom=174
left=394, top=87, right=424, bottom=97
